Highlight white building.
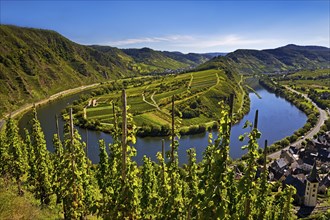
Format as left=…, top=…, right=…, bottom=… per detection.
left=304, top=163, right=319, bottom=207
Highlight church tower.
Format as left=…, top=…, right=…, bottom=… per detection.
left=304, top=163, right=319, bottom=207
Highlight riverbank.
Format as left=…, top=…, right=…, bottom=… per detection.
left=0, top=83, right=100, bottom=130
left=267, top=85, right=329, bottom=160
left=68, top=70, right=250, bottom=138
left=17, top=80, right=307, bottom=164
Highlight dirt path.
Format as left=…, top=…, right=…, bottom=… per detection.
left=187, top=73, right=193, bottom=91
left=268, top=86, right=329, bottom=160
left=150, top=91, right=160, bottom=110
left=237, top=75, right=245, bottom=113
left=142, top=92, right=159, bottom=110
left=164, top=72, right=221, bottom=109
left=0, top=83, right=100, bottom=129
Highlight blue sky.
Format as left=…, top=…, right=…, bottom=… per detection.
left=1, top=0, right=329, bottom=53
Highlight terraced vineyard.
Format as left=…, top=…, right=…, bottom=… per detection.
left=75, top=69, right=246, bottom=135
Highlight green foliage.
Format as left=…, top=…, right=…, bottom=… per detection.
left=30, top=108, right=52, bottom=205
left=0, top=132, right=5, bottom=176
left=24, top=129, right=37, bottom=189
left=96, top=139, right=109, bottom=209
left=51, top=133, right=64, bottom=204
left=185, top=148, right=201, bottom=218
left=73, top=69, right=246, bottom=137
left=259, top=77, right=321, bottom=154
left=0, top=92, right=301, bottom=219
left=61, top=119, right=94, bottom=219
left=238, top=111, right=260, bottom=219
left=200, top=102, right=232, bottom=219
left=199, top=44, right=330, bottom=74
left=4, top=117, right=27, bottom=195
left=0, top=178, right=61, bottom=220
left=0, top=25, right=124, bottom=116
left=141, top=156, right=158, bottom=219
left=0, top=25, right=212, bottom=117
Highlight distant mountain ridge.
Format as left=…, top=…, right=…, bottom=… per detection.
left=199, top=44, right=330, bottom=74
left=1, top=24, right=329, bottom=117
left=119, top=48, right=211, bottom=73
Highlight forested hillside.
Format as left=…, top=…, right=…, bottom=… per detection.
left=0, top=25, right=135, bottom=116
left=121, top=48, right=210, bottom=73
left=0, top=25, right=211, bottom=117
left=199, top=44, right=330, bottom=74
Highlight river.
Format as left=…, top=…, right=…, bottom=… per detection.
left=18, top=83, right=307, bottom=165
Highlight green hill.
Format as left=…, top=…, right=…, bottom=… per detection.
left=121, top=48, right=210, bottom=73
left=199, top=44, right=330, bottom=74
left=161, top=51, right=211, bottom=66
left=0, top=25, right=136, bottom=116
left=0, top=25, right=211, bottom=116
left=1, top=24, right=329, bottom=118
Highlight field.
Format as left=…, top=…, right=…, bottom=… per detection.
left=280, top=69, right=330, bottom=109
left=79, top=69, right=245, bottom=132
left=281, top=69, right=330, bottom=88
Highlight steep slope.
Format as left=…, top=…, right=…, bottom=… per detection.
left=0, top=25, right=211, bottom=116
left=0, top=25, right=134, bottom=116
left=161, top=51, right=211, bottom=66
left=121, top=48, right=211, bottom=73
left=199, top=44, right=330, bottom=74
left=122, top=47, right=189, bottom=73
left=264, top=44, right=330, bottom=68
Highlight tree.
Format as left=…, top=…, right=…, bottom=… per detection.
left=30, top=107, right=52, bottom=205
left=141, top=156, right=158, bottom=219
left=238, top=110, right=261, bottom=219
left=96, top=139, right=109, bottom=214
left=5, top=117, right=27, bottom=195
left=52, top=133, right=64, bottom=204
left=24, top=128, right=36, bottom=189
left=185, top=148, right=201, bottom=218
left=0, top=126, right=9, bottom=180
left=118, top=91, right=141, bottom=218
left=61, top=108, right=94, bottom=219
left=254, top=140, right=272, bottom=219
left=201, top=100, right=233, bottom=219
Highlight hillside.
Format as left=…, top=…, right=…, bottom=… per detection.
left=121, top=48, right=210, bottom=73
left=161, top=51, right=212, bottom=66
left=0, top=25, right=136, bottom=116
left=199, top=44, right=330, bottom=74
left=0, top=25, right=210, bottom=117
left=71, top=68, right=246, bottom=137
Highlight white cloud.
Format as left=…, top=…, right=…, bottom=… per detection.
left=174, top=34, right=279, bottom=49
left=107, top=35, right=194, bottom=46
left=101, top=34, right=329, bottom=53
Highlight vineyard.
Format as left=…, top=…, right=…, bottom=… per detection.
left=279, top=69, right=330, bottom=110
left=1, top=97, right=317, bottom=219
left=76, top=69, right=247, bottom=135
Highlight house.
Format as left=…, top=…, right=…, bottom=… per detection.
left=298, top=157, right=314, bottom=172
left=280, top=149, right=296, bottom=164
left=275, top=158, right=289, bottom=170
left=289, top=146, right=299, bottom=155
left=283, top=174, right=306, bottom=205
left=319, top=174, right=330, bottom=194
left=292, top=167, right=305, bottom=175
left=318, top=148, right=330, bottom=162
left=269, top=158, right=289, bottom=180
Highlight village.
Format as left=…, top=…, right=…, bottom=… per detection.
left=267, top=131, right=330, bottom=217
